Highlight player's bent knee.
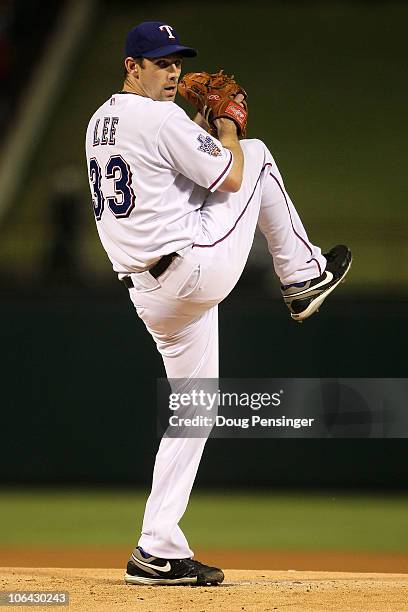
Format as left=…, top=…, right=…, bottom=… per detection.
left=240, top=138, right=269, bottom=162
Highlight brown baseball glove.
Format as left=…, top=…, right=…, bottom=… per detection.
left=178, top=70, right=248, bottom=137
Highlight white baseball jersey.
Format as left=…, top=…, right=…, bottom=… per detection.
left=85, top=94, right=233, bottom=273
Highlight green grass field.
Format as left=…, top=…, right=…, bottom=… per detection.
left=0, top=490, right=407, bottom=552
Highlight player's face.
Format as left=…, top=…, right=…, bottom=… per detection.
left=139, top=55, right=183, bottom=101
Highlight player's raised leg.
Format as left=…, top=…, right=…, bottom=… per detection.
left=256, top=151, right=351, bottom=321
left=196, top=138, right=351, bottom=321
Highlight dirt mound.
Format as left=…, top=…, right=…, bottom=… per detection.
left=1, top=567, right=407, bottom=611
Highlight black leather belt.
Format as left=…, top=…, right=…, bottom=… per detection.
left=121, top=253, right=178, bottom=288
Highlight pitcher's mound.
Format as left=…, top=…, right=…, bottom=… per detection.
left=1, top=567, right=407, bottom=611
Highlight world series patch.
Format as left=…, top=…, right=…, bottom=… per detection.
left=197, top=134, right=222, bottom=157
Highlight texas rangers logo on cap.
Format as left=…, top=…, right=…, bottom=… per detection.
left=159, top=25, right=176, bottom=39
left=125, top=21, right=198, bottom=58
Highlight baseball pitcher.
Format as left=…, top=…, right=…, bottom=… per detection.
left=85, top=20, right=352, bottom=586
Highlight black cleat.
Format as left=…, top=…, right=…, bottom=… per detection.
left=124, top=547, right=224, bottom=586
left=281, top=244, right=352, bottom=322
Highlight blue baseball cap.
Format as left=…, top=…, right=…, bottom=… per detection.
left=125, top=21, right=198, bottom=59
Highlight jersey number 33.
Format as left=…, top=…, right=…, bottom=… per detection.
left=89, top=155, right=135, bottom=221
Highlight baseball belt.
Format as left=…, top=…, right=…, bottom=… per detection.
left=121, top=252, right=178, bottom=289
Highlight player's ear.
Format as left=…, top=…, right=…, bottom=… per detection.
left=124, top=57, right=139, bottom=78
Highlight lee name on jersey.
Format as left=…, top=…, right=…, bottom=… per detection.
left=93, top=116, right=119, bottom=146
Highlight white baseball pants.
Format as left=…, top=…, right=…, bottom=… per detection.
left=128, top=139, right=325, bottom=558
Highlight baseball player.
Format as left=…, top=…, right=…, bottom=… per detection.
left=85, top=21, right=351, bottom=586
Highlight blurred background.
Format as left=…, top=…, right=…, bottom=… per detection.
left=0, top=0, right=407, bottom=572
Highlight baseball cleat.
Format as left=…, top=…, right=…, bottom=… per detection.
left=281, top=244, right=352, bottom=322
left=124, top=547, right=224, bottom=586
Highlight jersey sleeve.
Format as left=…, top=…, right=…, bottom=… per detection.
left=156, top=106, right=233, bottom=192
